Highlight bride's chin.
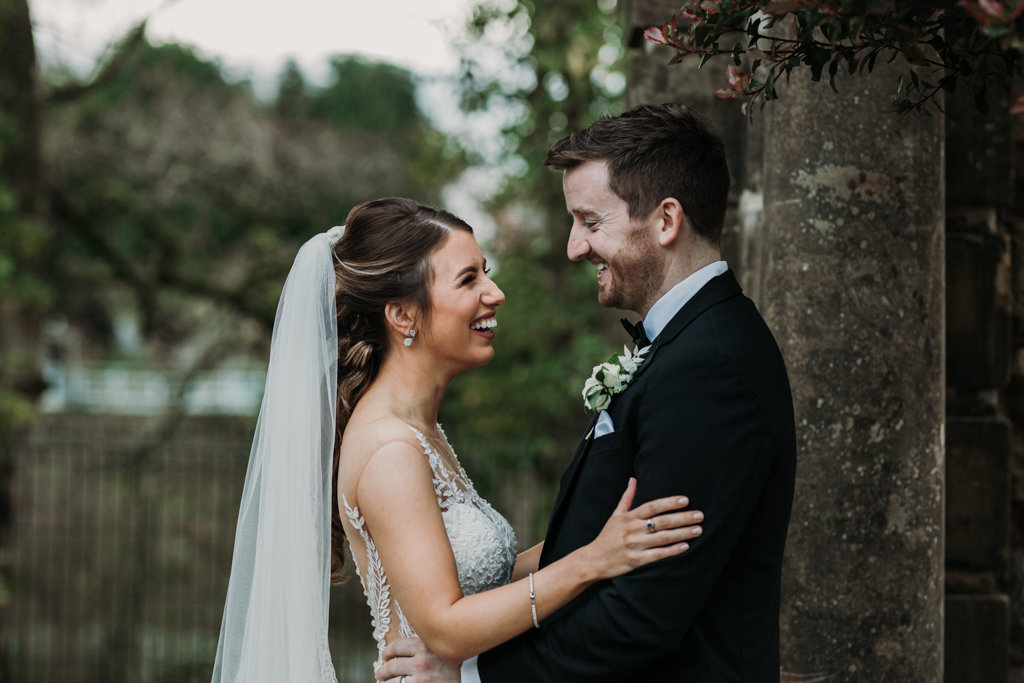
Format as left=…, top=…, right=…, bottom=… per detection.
left=448, top=352, right=494, bottom=377
left=468, top=349, right=496, bottom=369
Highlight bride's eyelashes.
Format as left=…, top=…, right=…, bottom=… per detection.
left=459, top=265, right=492, bottom=286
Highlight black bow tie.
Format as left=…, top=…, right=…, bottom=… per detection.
left=620, top=318, right=650, bottom=348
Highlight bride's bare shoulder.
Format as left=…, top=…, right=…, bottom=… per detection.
left=341, top=414, right=422, bottom=459
left=337, top=415, right=428, bottom=506
left=341, top=415, right=437, bottom=514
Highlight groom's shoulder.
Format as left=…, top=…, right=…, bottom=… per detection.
left=656, top=294, right=780, bottom=374
left=663, top=287, right=760, bottom=345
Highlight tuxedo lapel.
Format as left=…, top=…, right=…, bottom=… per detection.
left=631, top=270, right=743, bottom=383
left=546, top=412, right=599, bottom=530
left=543, top=271, right=745, bottom=557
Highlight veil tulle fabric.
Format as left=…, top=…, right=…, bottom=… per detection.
left=212, top=226, right=345, bottom=683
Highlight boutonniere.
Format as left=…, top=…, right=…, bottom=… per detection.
left=582, top=344, right=651, bottom=412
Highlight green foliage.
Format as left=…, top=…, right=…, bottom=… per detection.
left=309, top=56, right=425, bottom=135
left=0, top=211, right=52, bottom=311
left=274, top=60, right=309, bottom=119
left=441, top=0, right=630, bottom=538
left=0, top=387, right=35, bottom=434
left=45, top=35, right=465, bottom=353
left=459, top=0, right=627, bottom=197
left=70, top=41, right=242, bottom=128
left=645, top=0, right=1024, bottom=116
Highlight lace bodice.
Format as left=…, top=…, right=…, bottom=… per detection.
left=343, top=425, right=517, bottom=670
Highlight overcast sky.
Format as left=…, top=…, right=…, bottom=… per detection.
left=30, top=0, right=477, bottom=90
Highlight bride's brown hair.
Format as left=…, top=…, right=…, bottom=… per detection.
left=329, top=197, right=472, bottom=583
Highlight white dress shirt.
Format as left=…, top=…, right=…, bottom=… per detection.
left=641, top=260, right=729, bottom=342
left=461, top=261, right=730, bottom=683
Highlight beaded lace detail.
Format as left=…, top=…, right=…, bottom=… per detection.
left=343, top=425, right=517, bottom=671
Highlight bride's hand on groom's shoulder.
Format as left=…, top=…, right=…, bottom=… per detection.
left=376, top=637, right=460, bottom=683
left=584, top=477, right=704, bottom=580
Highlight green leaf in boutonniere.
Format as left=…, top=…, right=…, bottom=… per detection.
left=582, top=344, right=651, bottom=413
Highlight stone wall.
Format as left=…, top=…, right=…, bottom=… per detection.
left=945, top=87, right=1016, bottom=682
left=1009, top=114, right=1024, bottom=677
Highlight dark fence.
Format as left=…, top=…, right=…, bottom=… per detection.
left=10, top=412, right=553, bottom=683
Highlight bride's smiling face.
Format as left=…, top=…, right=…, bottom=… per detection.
left=418, top=230, right=504, bottom=371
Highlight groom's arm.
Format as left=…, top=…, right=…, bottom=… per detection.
left=475, top=347, right=780, bottom=682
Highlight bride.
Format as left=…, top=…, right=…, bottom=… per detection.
left=211, top=197, right=704, bottom=682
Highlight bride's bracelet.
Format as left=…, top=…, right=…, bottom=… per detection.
left=529, top=571, right=540, bottom=628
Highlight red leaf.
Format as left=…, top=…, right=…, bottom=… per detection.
left=715, top=88, right=738, bottom=99
left=644, top=26, right=666, bottom=44
left=960, top=0, right=1024, bottom=23
left=725, top=65, right=750, bottom=91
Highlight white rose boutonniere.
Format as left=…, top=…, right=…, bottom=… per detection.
left=582, top=344, right=652, bottom=413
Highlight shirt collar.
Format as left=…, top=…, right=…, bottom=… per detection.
left=643, top=261, right=729, bottom=341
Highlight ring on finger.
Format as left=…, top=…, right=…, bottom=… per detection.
left=645, top=519, right=655, bottom=533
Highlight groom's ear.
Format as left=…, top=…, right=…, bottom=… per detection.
left=655, top=198, right=688, bottom=247
left=384, top=301, right=418, bottom=339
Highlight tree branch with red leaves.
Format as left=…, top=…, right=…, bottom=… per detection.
left=644, top=0, right=1024, bottom=117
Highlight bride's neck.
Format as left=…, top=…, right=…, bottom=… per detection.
left=363, top=350, right=452, bottom=429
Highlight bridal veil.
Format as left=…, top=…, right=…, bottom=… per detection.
left=212, top=227, right=344, bottom=682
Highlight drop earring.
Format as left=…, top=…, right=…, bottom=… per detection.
left=404, top=329, right=416, bottom=347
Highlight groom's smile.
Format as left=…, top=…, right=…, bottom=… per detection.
left=563, top=160, right=662, bottom=315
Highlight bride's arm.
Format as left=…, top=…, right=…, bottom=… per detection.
left=510, top=543, right=543, bottom=582
left=355, top=441, right=700, bottom=664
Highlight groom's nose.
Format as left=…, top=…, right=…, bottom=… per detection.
left=566, top=222, right=589, bottom=262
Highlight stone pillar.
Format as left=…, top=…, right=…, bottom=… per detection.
left=759, top=64, right=945, bottom=680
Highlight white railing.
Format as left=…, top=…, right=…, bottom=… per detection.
left=40, top=361, right=267, bottom=415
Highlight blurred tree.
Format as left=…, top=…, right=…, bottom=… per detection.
left=274, top=59, right=310, bottom=120
left=44, top=35, right=464, bottom=356
left=310, top=56, right=422, bottom=134
left=440, top=0, right=630, bottom=539
left=0, top=0, right=49, bottom=678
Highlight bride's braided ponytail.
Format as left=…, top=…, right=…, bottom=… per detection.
left=328, top=197, right=472, bottom=583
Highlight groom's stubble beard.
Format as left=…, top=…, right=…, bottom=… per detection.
left=598, top=223, right=663, bottom=315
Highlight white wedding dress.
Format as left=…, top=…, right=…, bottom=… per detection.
left=343, top=425, right=518, bottom=671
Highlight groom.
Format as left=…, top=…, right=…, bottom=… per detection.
left=379, top=103, right=796, bottom=682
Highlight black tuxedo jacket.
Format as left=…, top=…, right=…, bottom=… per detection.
left=478, top=271, right=796, bottom=682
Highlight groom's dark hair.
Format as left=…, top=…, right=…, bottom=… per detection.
left=544, top=102, right=730, bottom=246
